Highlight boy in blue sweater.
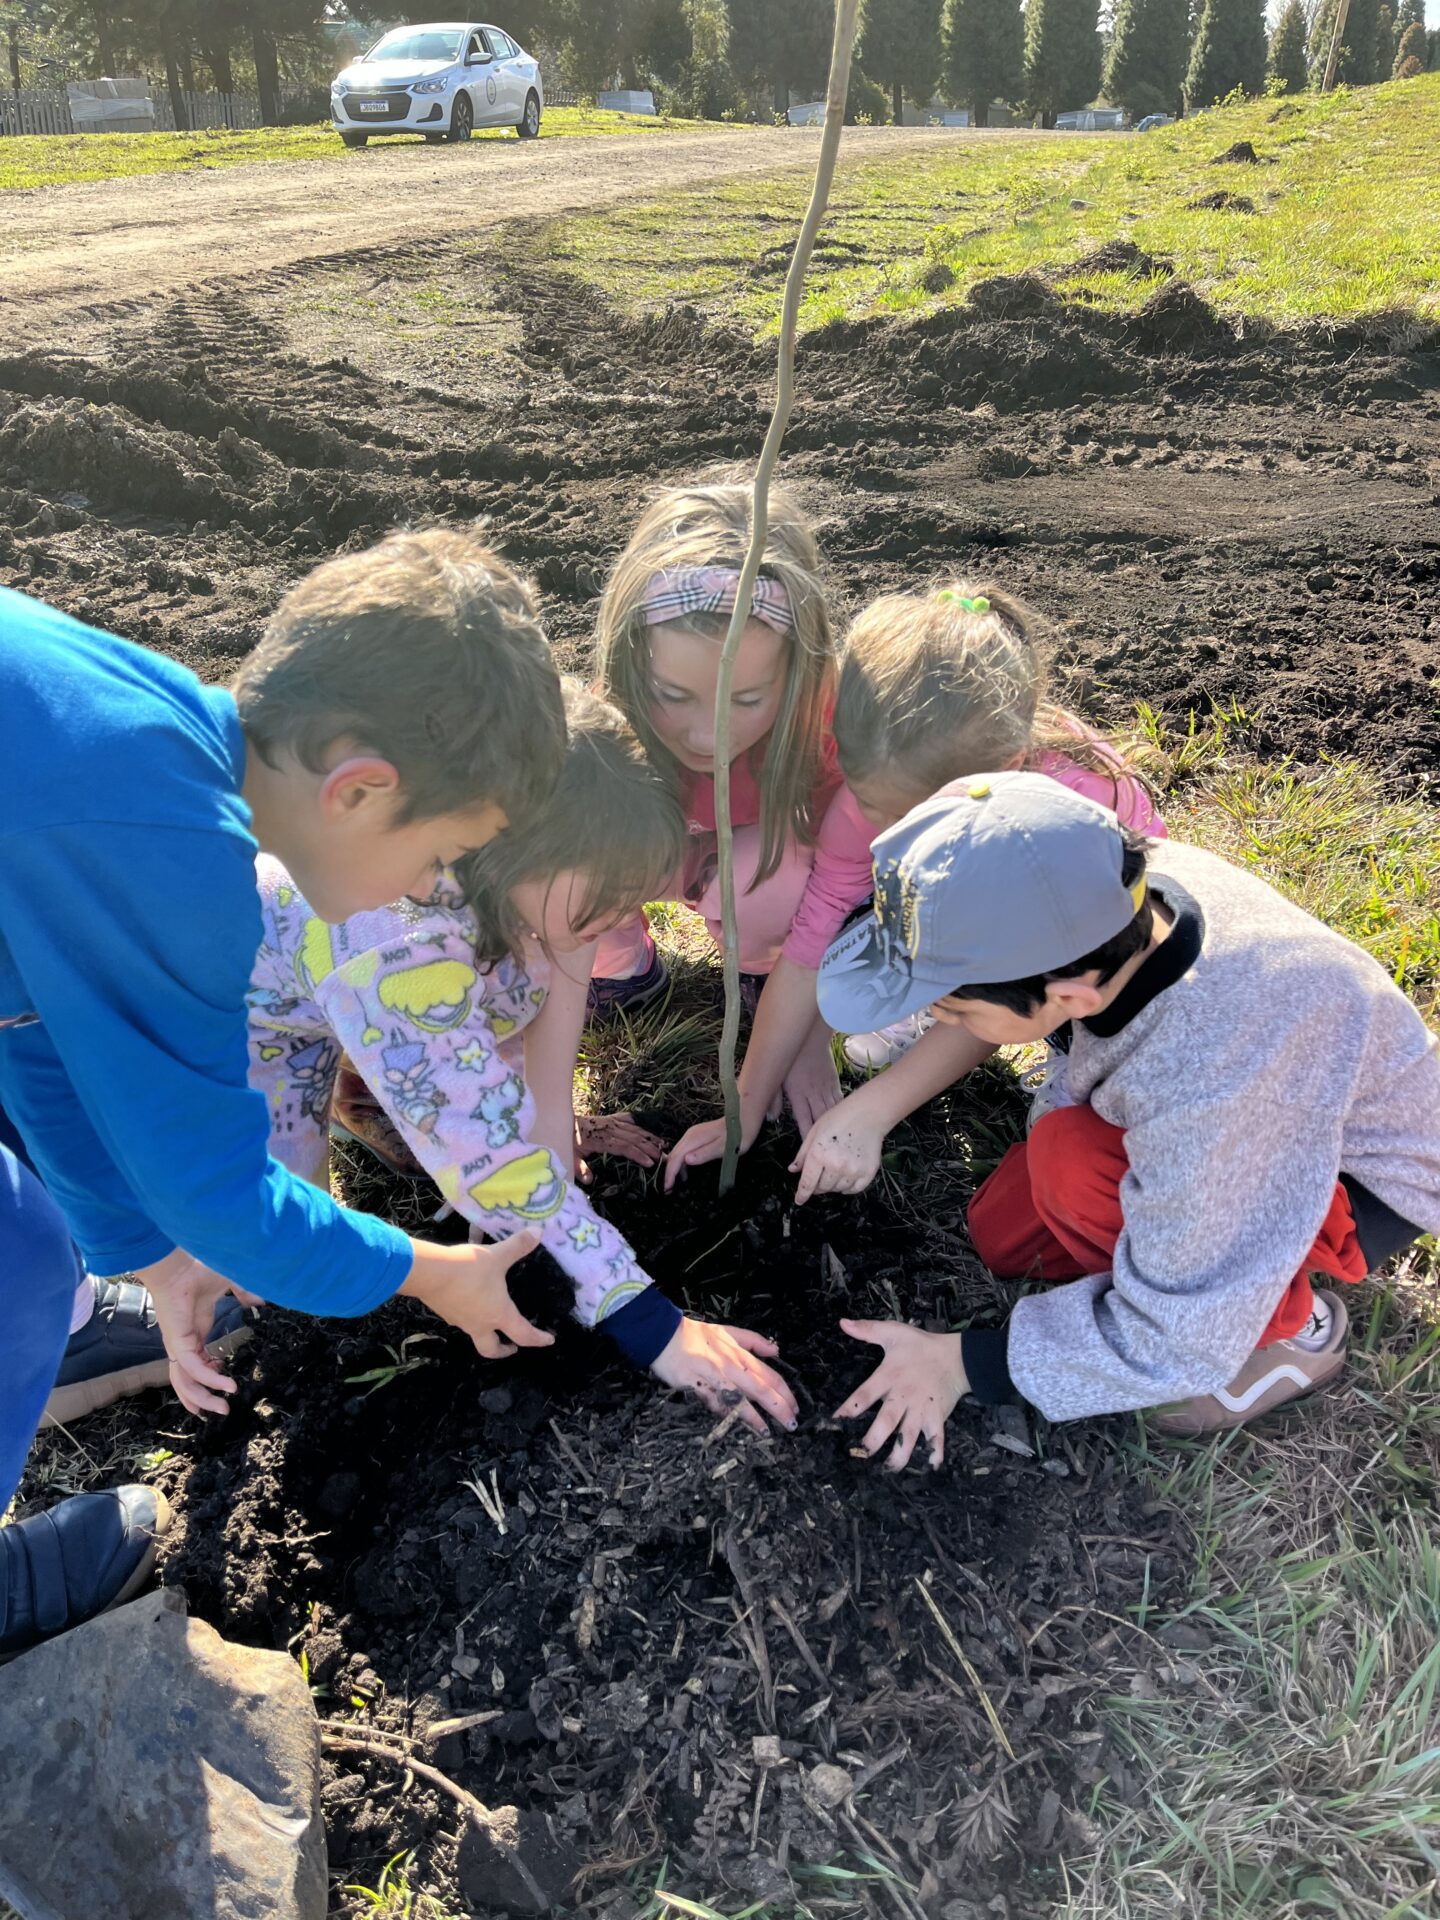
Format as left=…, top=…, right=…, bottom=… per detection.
left=0, top=528, right=568, bottom=1659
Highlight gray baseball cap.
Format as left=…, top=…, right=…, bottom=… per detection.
left=818, top=771, right=1142, bottom=1033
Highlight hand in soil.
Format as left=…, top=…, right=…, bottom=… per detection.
left=781, top=1020, right=844, bottom=1138
left=651, top=1317, right=799, bottom=1434
left=790, top=1107, right=885, bottom=1204
left=398, top=1231, right=555, bottom=1359
left=663, top=1110, right=760, bottom=1191
left=833, top=1319, right=970, bottom=1471
left=137, top=1248, right=251, bottom=1417
left=575, top=1110, right=665, bottom=1171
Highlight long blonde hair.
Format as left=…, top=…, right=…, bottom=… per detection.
left=834, top=580, right=1149, bottom=805
left=458, top=679, right=686, bottom=967
left=595, top=472, right=835, bottom=886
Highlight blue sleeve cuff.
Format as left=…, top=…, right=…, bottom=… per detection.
left=962, top=1325, right=1023, bottom=1405
left=601, top=1287, right=683, bottom=1368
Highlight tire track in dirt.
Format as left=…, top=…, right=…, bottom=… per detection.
left=0, top=125, right=998, bottom=350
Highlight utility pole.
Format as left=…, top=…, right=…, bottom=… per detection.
left=1322, top=0, right=1353, bottom=88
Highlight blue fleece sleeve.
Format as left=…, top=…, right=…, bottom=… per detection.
left=0, top=820, right=411, bottom=1314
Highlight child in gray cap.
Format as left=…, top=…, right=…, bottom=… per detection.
left=812, top=772, right=1440, bottom=1465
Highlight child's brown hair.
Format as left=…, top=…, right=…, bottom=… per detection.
left=834, top=580, right=1142, bottom=806
left=596, top=471, right=835, bottom=886
left=234, top=527, right=566, bottom=828
left=459, top=680, right=686, bottom=968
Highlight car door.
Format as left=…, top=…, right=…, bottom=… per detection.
left=462, top=27, right=503, bottom=125
left=480, top=27, right=523, bottom=120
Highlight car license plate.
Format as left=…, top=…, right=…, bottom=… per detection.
left=358, top=100, right=389, bottom=114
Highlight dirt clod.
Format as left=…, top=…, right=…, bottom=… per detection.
left=1187, top=191, right=1257, bottom=213
left=1211, top=139, right=1262, bottom=164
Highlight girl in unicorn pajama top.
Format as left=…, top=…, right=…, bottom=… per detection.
left=247, top=683, right=798, bottom=1433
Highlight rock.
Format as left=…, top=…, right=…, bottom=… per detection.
left=455, top=1803, right=579, bottom=1914
left=802, top=1762, right=854, bottom=1810
left=0, top=1588, right=326, bottom=1920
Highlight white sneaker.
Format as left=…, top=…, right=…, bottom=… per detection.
left=843, top=1010, right=934, bottom=1071
left=1018, top=1045, right=1073, bottom=1132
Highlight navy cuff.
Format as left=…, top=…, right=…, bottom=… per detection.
left=601, top=1287, right=683, bottom=1368
left=961, top=1325, right=1021, bottom=1406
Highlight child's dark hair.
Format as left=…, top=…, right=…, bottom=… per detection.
left=458, top=680, right=686, bottom=967
left=835, top=580, right=1154, bottom=811
left=234, top=527, right=567, bottom=828
left=954, top=830, right=1156, bottom=1016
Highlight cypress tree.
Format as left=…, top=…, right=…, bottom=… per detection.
left=1102, top=0, right=1190, bottom=118
left=1024, top=0, right=1102, bottom=125
left=1267, top=0, right=1308, bottom=90
left=1373, top=2, right=1395, bottom=77
left=1392, top=20, right=1426, bottom=72
left=1184, top=0, right=1266, bottom=105
left=857, top=0, right=943, bottom=122
left=940, top=0, right=1024, bottom=124
left=1394, top=0, right=1423, bottom=36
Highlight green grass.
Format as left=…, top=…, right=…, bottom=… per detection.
left=0, top=105, right=715, bottom=193
left=545, top=75, right=1440, bottom=333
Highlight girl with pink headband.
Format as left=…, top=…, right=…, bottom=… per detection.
left=594, top=474, right=877, bottom=1171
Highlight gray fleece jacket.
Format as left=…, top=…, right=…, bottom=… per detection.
left=1008, top=840, right=1440, bottom=1422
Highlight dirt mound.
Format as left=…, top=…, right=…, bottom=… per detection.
left=1128, top=279, right=1235, bottom=352
left=967, top=272, right=1059, bottom=319
left=1068, top=239, right=1171, bottom=279
left=1187, top=191, right=1257, bottom=213
left=1211, top=139, right=1262, bottom=164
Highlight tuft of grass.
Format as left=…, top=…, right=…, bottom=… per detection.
left=343, top=1848, right=461, bottom=1919
left=0, top=105, right=716, bottom=194
left=544, top=75, right=1440, bottom=333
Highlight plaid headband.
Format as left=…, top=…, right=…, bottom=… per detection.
left=639, top=566, right=795, bottom=634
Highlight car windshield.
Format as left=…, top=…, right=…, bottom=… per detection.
left=366, top=28, right=463, bottom=62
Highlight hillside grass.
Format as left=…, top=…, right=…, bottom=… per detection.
left=545, top=74, right=1440, bottom=332
left=0, top=104, right=713, bottom=193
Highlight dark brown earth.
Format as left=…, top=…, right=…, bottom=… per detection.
left=7, top=235, right=1439, bottom=1918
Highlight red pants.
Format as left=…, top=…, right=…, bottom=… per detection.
left=968, top=1105, right=1369, bottom=1347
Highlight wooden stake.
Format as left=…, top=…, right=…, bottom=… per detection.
left=1322, top=0, right=1354, bottom=90
left=711, top=0, right=861, bottom=1193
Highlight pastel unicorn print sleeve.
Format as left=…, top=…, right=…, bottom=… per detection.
left=298, top=897, right=678, bottom=1363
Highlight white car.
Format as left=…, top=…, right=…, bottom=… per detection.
left=331, top=21, right=543, bottom=147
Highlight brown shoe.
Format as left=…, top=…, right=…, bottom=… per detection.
left=1149, top=1289, right=1349, bottom=1438
left=328, top=1061, right=426, bottom=1178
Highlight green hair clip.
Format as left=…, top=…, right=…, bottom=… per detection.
left=937, top=590, right=991, bottom=614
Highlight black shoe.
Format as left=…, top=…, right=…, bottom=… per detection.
left=587, top=942, right=671, bottom=1019
left=0, top=1485, right=171, bottom=1660
left=43, top=1278, right=252, bottom=1427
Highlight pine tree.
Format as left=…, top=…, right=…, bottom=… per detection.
left=1183, top=0, right=1266, bottom=105
left=1373, top=2, right=1395, bottom=77
left=857, top=0, right=942, bottom=122
left=1267, top=0, right=1308, bottom=89
left=727, top=0, right=834, bottom=108
left=1024, top=0, right=1101, bottom=125
left=1102, top=0, right=1189, bottom=118
left=1309, top=0, right=1380, bottom=86
left=940, top=0, right=1023, bottom=123
left=1392, top=18, right=1425, bottom=72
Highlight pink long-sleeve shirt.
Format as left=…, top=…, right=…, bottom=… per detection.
left=686, top=745, right=1167, bottom=973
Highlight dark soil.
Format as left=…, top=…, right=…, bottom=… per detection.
left=2, top=253, right=1436, bottom=779
left=1209, top=140, right=1264, bottom=165
left=7, top=237, right=1439, bottom=1914
left=1186, top=191, right=1257, bottom=213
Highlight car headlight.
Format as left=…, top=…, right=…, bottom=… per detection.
left=411, top=78, right=451, bottom=93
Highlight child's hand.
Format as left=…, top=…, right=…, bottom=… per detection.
left=651, top=1318, right=799, bottom=1435
left=138, top=1248, right=251, bottom=1418
left=662, top=1111, right=760, bottom=1191
left=401, top=1233, right=556, bottom=1359
left=781, top=1021, right=843, bottom=1137
left=790, top=1107, right=886, bottom=1204
left=577, top=1111, right=665, bottom=1170
left=834, top=1319, right=968, bottom=1471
